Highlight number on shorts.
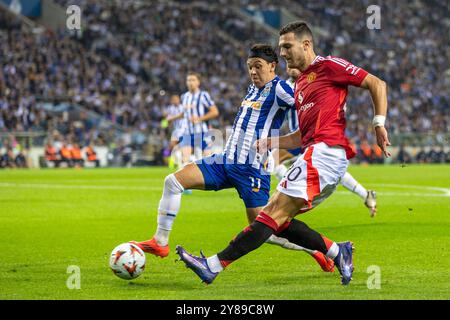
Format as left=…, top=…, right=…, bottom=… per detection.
left=287, top=166, right=302, bottom=181
left=249, top=176, right=261, bottom=191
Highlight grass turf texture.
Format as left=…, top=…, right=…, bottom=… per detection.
left=0, top=165, right=449, bottom=300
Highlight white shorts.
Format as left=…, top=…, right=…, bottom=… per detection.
left=171, top=129, right=185, bottom=142
left=277, top=142, right=349, bottom=213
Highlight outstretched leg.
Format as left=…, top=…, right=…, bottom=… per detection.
left=246, top=207, right=334, bottom=272
left=177, top=192, right=352, bottom=285
left=132, top=163, right=205, bottom=257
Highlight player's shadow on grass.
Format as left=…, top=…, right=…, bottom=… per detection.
left=113, top=279, right=199, bottom=291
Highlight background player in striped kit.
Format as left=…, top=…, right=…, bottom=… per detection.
left=178, top=72, right=219, bottom=164
left=164, top=94, right=187, bottom=168
left=272, top=67, right=378, bottom=217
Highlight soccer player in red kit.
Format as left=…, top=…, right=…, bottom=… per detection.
left=176, top=22, right=391, bottom=285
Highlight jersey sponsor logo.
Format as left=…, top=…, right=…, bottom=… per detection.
left=241, top=100, right=262, bottom=110
left=307, top=72, right=317, bottom=83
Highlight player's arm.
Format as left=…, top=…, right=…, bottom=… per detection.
left=255, top=129, right=302, bottom=154
left=166, top=112, right=184, bottom=123
left=360, top=73, right=391, bottom=157
left=192, top=105, right=219, bottom=123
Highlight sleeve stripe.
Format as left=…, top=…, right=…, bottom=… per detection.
left=202, top=91, right=214, bottom=107
left=276, top=81, right=295, bottom=108
left=329, top=57, right=347, bottom=68
left=279, top=80, right=294, bottom=96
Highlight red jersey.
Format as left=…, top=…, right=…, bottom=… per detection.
left=294, top=55, right=368, bottom=159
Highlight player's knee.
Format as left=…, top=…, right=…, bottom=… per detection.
left=164, top=173, right=184, bottom=195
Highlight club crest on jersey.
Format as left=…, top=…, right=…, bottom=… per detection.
left=307, top=72, right=317, bottom=83
left=260, top=86, right=271, bottom=98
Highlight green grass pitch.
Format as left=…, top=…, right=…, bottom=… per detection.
left=0, top=165, right=449, bottom=300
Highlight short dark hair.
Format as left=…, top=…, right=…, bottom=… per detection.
left=187, top=72, right=201, bottom=82
left=279, top=21, right=314, bottom=42
left=248, top=44, right=279, bottom=63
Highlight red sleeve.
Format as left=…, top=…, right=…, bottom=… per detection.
left=324, top=57, right=368, bottom=87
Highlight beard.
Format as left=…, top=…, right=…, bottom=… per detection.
left=287, top=56, right=306, bottom=71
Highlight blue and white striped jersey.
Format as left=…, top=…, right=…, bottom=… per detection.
left=285, top=78, right=299, bottom=133
left=224, top=76, right=295, bottom=168
left=166, top=104, right=186, bottom=135
left=181, top=90, right=215, bottom=135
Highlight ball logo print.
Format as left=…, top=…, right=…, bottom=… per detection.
left=109, top=243, right=146, bottom=280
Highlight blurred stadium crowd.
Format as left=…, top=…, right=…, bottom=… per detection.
left=0, top=0, right=448, bottom=167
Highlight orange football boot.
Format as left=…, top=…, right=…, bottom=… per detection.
left=129, top=238, right=169, bottom=258
left=311, top=251, right=335, bottom=272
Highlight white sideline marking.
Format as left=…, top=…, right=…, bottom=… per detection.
left=0, top=182, right=449, bottom=197
left=0, top=182, right=161, bottom=191
left=371, top=183, right=450, bottom=197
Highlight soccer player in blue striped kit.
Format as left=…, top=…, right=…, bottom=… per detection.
left=131, top=44, right=335, bottom=272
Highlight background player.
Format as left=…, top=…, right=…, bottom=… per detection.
left=178, top=72, right=219, bottom=164
left=164, top=94, right=187, bottom=168
left=176, top=22, right=390, bottom=286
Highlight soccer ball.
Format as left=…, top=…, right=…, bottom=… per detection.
left=109, top=243, right=146, bottom=280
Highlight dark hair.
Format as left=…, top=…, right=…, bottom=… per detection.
left=279, top=21, right=314, bottom=42
left=248, top=44, right=279, bottom=63
left=187, top=72, right=201, bottom=82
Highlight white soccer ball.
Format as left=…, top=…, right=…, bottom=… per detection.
left=109, top=243, right=146, bottom=280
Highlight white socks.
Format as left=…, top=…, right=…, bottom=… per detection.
left=326, top=242, right=339, bottom=259
left=274, top=164, right=288, bottom=181
left=154, top=173, right=184, bottom=246
left=340, top=171, right=367, bottom=200
left=206, top=255, right=224, bottom=273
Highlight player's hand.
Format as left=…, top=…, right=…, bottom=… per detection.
left=254, top=138, right=271, bottom=154
left=375, top=126, right=391, bottom=157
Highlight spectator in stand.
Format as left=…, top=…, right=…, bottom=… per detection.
left=14, top=147, right=27, bottom=168
left=359, top=140, right=373, bottom=164
left=0, top=147, right=15, bottom=168
left=371, top=143, right=384, bottom=164
left=85, top=143, right=100, bottom=167
left=45, top=141, right=60, bottom=168
left=436, top=146, right=447, bottom=164
left=59, top=142, right=73, bottom=167
left=71, top=143, right=84, bottom=168
left=397, top=145, right=412, bottom=164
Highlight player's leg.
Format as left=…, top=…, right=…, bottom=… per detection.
left=176, top=191, right=301, bottom=284
left=134, top=154, right=231, bottom=257
left=246, top=206, right=334, bottom=271
left=272, top=148, right=292, bottom=181
left=132, top=162, right=205, bottom=256
left=177, top=143, right=353, bottom=284
left=340, top=171, right=377, bottom=217
left=180, top=146, right=192, bottom=165
left=273, top=148, right=303, bottom=181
